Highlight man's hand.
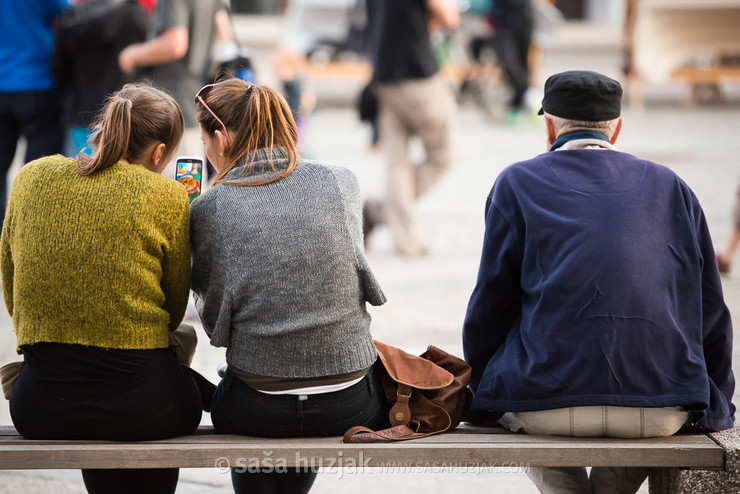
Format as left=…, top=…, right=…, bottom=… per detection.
left=427, top=0, right=460, bottom=32
left=117, top=27, right=189, bottom=74
left=119, top=45, right=139, bottom=74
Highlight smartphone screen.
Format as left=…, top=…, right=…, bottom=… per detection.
left=175, top=156, right=203, bottom=203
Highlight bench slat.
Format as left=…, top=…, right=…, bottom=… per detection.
left=0, top=424, right=724, bottom=470
left=0, top=431, right=719, bottom=447
left=0, top=442, right=723, bottom=470
left=0, top=425, right=719, bottom=446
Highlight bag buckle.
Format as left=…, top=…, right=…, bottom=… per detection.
left=397, top=389, right=412, bottom=399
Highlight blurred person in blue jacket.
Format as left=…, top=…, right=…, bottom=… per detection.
left=463, top=70, right=735, bottom=494
left=0, top=0, right=69, bottom=229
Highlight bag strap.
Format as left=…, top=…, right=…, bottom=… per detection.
left=343, top=425, right=414, bottom=443
left=342, top=423, right=453, bottom=443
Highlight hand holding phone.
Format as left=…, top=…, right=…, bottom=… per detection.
left=175, top=156, right=203, bottom=202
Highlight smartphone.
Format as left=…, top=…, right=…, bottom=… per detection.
left=175, top=156, right=203, bottom=203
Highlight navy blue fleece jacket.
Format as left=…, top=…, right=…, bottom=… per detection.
left=463, top=144, right=735, bottom=431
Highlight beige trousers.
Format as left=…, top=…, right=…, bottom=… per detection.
left=501, top=406, right=690, bottom=494
left=371, top=73, right=455, bottom=255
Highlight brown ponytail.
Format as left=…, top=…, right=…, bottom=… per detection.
left=76, top=83, right=184, bottom=175
left=76, top=97, right=132, bottom=175
left=196, top=79, right=298, bottom=186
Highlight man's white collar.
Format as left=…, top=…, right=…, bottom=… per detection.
left=556, top=138, right=617, bottom=151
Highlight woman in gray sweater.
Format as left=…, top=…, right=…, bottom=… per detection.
left=190, top=79, right=389, bottom=494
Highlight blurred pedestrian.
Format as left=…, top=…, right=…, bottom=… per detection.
left=0, top=0, right=69, bottom=230
left=357, top=82, right=380, bottom=150
left=363, top=0, right=460, bottom=257
left=489, top=0, right=533, bottom=124
left=118, top=0, right=229, bottom=160
left=136, top=0, right=157, bottom=15
left=52, top=0, right=148, bottom=157
left=273, top=0, right=324, bottom=156
left=716, top=188, right=740, bottom=273
left=273, top=49, right=317, bottom=156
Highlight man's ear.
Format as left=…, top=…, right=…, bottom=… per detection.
left=544, top=116, right=557, bottom=147
left=610, top=118, right=624, bottom=144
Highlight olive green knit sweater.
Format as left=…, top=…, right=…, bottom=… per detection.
left=0, top=155, right=191, bottom=351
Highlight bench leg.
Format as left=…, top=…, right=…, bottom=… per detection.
left=648, top=468, right=727, bottom=493
left=649, top=424, right=740, bottom=493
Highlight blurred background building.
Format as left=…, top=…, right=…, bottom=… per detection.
left=223, top=0, right=740, bottom=111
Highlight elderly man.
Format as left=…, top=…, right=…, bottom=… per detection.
left=462, top=70, right=735, bottom=493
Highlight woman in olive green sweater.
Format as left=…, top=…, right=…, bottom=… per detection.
left=0, top=84, right=206, bottom=494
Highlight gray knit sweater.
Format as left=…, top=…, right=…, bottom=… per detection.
left=190, top=149, right=386, bottom=378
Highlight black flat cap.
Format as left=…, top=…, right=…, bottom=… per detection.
left=537, top=70, right=622, bottom=121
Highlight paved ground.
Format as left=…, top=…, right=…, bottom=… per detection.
left=2, top=28, right=740, bottom=491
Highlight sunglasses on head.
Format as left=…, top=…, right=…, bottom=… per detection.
left=195, top=83, right=256, bottom=147
left=195, top=84, right=232, bottom=145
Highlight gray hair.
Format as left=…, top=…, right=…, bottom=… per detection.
left=545, top=112, right=620, bottom=139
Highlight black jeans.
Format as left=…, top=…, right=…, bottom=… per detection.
left=211, top=364, right=390, bottom=494
left=0, top=90, right=64, bottom=230
left=494, top=26, right=533, bottom=110
left=10, top=344, right=203, bottom=494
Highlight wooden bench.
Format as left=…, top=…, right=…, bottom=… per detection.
left=671, top=65, right=740, bottom=104
left=2, top=423, right=738, bottom=492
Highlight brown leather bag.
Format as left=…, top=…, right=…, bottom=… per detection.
left=342, top=340, right=473, bottom=443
